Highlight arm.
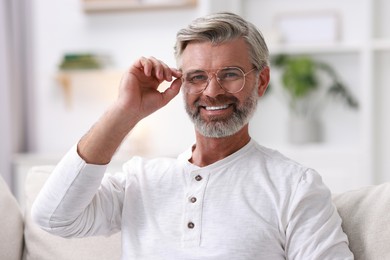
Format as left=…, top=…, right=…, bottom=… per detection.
left=31, top=57, right=182, bottom=237
left=285, top=169, right=354, bottom=259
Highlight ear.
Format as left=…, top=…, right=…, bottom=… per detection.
left=257, top=66, right=270, bottom=97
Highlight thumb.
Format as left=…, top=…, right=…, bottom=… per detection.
left=161, top=78, right=182, bottom=105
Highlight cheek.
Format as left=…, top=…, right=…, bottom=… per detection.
left=239, top=85, right=258, bottom=101
left=182, top=91, right=197, bottom=109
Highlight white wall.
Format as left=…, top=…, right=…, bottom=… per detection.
left=373, top=0, right=390, bottom=183
left=23, top=0, right=390, bottom=193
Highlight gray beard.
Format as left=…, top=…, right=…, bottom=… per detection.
left=184, top=87, right=258, bottom=138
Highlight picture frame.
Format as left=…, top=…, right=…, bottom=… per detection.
left=274, top=11, right=340, bottom=45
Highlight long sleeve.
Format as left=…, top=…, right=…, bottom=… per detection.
left=31, top=145, right=124, bottom=238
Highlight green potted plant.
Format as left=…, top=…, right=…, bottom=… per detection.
left=270, top=54, right=359, bottom=144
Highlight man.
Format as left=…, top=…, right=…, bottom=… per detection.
left=32, top=12, right=353, bottom=259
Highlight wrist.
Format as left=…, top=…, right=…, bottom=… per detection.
left=109, top=102, right=142, bottom=129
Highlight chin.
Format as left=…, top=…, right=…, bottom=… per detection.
left=195, top=120, right=246, bottom=138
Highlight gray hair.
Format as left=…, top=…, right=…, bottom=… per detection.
left=174, top=12, right=269, bottom=69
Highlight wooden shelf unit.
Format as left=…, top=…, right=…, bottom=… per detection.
left=82, top=0, right=197, bottom=12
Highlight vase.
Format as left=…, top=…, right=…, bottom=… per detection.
left=287, top=114, right=322, bottom=145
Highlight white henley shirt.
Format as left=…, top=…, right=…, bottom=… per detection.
left=32, top=139, right=353, bottom=259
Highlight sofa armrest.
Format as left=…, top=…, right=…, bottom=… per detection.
left=0, top=174, right=24, bottom=260
left=333, top=182, right=390, bottom=260
left=23, top=165, right=121, bottom=260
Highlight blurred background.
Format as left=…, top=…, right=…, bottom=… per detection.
left=1, top=0, right=390, bottom=202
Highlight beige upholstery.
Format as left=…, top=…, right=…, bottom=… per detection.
left=23, top=166, right=121, bottom=260
left=0, top=174, right=24, bottom=260
left=333, top=183, right=390, bottom=260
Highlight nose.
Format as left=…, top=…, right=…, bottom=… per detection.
left=202, top=75, right=225, bottom=97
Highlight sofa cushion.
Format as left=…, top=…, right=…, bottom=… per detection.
left=333, top=182, right=390, bottom=260
left=0, top=174, right=24, bottom=260
left=23, top=166, right=121, bottom=260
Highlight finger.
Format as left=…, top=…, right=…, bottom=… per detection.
left=148, top=57, right=172, bottom=81
left=136, top=57, right=153, bottom=77
left=135, top=57, right=179, bottom=82
left=171, top=68, right=182, bottom=79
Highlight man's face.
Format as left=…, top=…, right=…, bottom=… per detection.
left=179, top=38, right=268, bottom=138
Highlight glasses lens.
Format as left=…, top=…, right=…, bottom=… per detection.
left=217, top=67, right=245, bottom=93
left=183, top=70, right=208, bottom=94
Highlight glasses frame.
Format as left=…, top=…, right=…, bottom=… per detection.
left=182, top=66, right=257, bottom=94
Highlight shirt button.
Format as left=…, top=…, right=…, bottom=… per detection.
left=195, top=175, right=202, bottom=181
left=187, top=222, right=195, bottom=229
left=189, top=197, right=197, bottom=203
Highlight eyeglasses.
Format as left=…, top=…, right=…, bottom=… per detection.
left=181, top=67, right=257, bottom=94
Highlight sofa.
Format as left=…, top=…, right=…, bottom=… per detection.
left=1, top=165, right=390, bottom=260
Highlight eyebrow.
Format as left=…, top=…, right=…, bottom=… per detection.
left=184, top=69, right=206, bottom=74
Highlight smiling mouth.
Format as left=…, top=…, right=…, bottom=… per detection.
left=204, top=104, right=230, bottom=111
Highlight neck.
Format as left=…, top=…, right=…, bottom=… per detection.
left=190, top=125, right=251, bottom=167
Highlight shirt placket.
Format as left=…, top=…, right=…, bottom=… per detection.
left=182, top=170, right=210, bottom=248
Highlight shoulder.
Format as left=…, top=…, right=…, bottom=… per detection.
left=248, top=142, right=312, bottom=177
left=244, top=141, right=326, bottom=191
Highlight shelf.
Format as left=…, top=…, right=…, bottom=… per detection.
left=56, top=69, right=123, bottom=107
left=372, top=39, right=390, bottom=51
left=82, top=0, right=197, bottom=13
left=269, top=43, right=362, bottom=55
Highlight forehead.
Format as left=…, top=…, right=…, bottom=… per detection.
left=179, top=38, right=251, bottom=71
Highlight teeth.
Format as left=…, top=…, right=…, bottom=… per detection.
left=205, top=105, right=229, bottom=111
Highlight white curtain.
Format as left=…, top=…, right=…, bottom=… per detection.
left=0, top=0, right=34, bottom=192
left=0, top=0, right=13, bottom=186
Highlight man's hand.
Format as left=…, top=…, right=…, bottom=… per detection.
left=77, top=57, right=182, bottom=165
left=116, top=56, right=182, bottom=122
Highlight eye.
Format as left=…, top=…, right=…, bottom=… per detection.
left=186, top=71, right=208, bottom=84
left=218, top=68, right=243, bottom=81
